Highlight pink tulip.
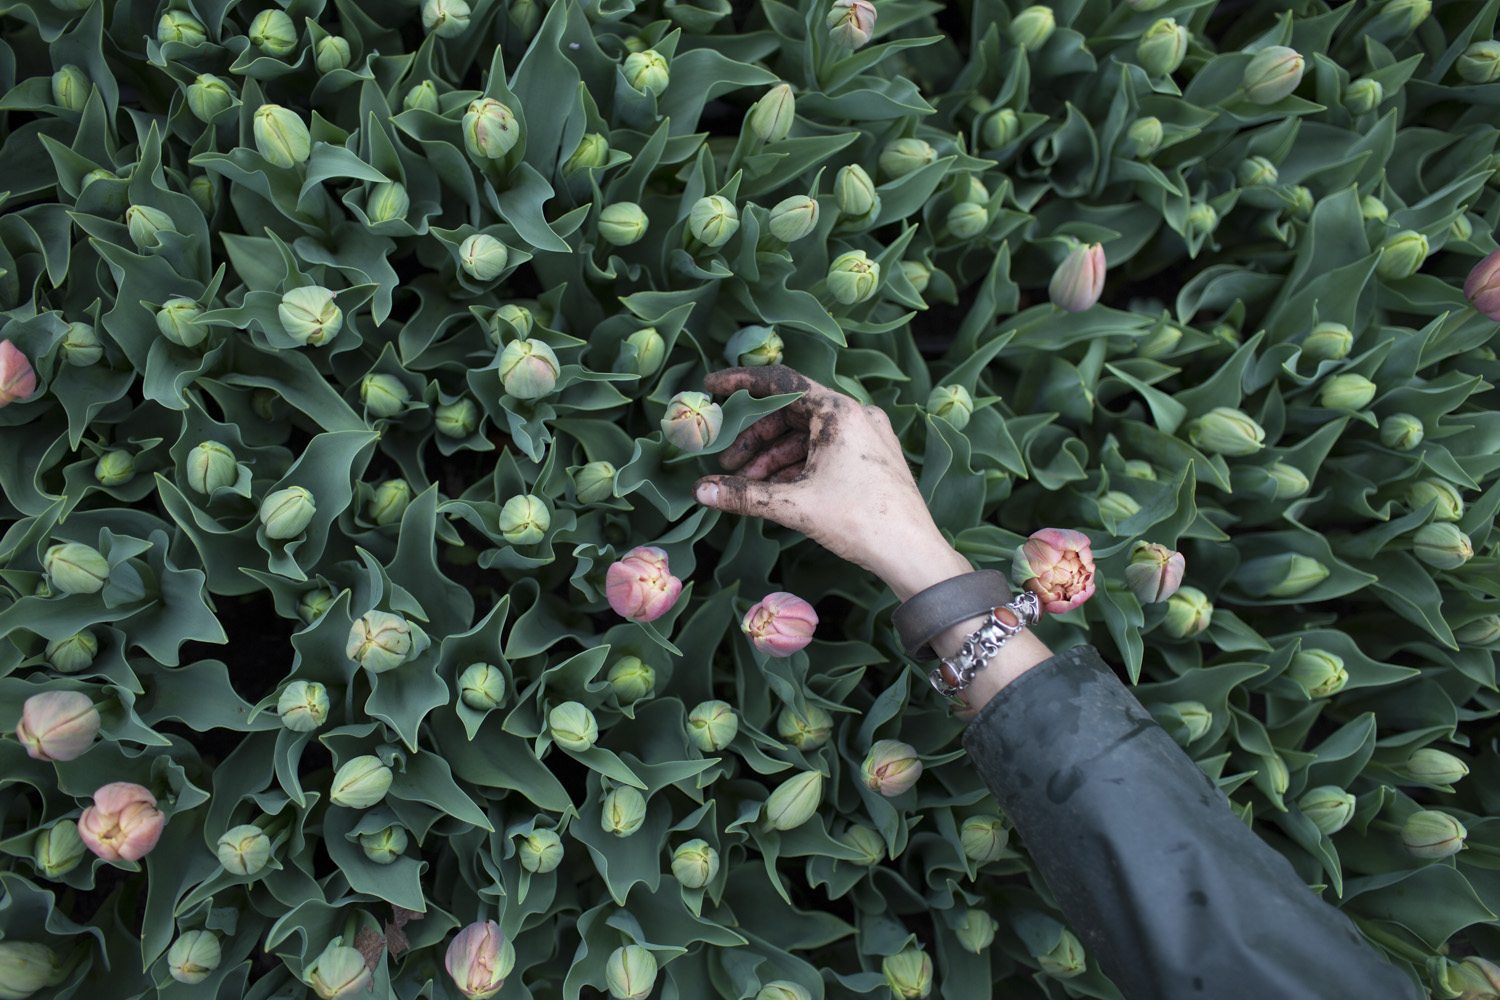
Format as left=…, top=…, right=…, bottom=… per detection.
left=1466, top=248, right=1500, bottom=322
left=827, top=0, right=876, bottom=48
left=742, top=592, right=818, bottom=656
left=862, top=739, right=923, bottom=796
left=1013, top=527, right=1097, bottom=614
left=0, top=340, right=37, bottom=408
left=16, top=690, right=100, bottom=762
left=445, top=921, right=511, bottom=999
left=78, top=781, right=165, bottom=862
left=606, top=546, right=683, bottom=623
left=1124, top=541, right=1186, bottom=604
left=1048, top=243, right=1106, bottom=313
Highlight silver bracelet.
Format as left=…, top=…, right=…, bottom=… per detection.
left=927, top=590, right=1041, bottom=700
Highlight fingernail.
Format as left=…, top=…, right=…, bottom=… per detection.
left=696, top=482, right=719, bottom=506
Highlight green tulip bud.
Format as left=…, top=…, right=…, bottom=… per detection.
left=92, top=449, right=134, bottom=488
left=60, top=322, right=102, bottom=366
left=347, top=610, right=414, bottom=673
left=571, top=461, right=617, bottom=504
left=827, top=249, right=880, bottom=305
left=1038, top=930, right=1087, bottom=979
left=44, top=630, right=97, bottom=673
left=33, top=820, right=86, bottom=878
left=126, top=204, right=174, bottom=249
left=1007, top=5, right=1055, bottom=51
left=1137, top=323, right=1182, bottom=359
left=51, top=65, right=88, bottom=112
left=1123, top=459, right=1156, bottom=480
left=955, top=909, right=999, bottom=954
left=598, top=201, right=649, bottom=245
left=1456, top=615, right=1500, bottom=645
left=0, top=941, right=64, bottom=998
left=882, top=947, right=934, bottom=998
left=776, top=703, right=833, bottom=749
left=1301, top=321, right=1352, bottom=361
left=563, top=132, right=610, bottom=174
left=1413, top=522, right=1473, bottom=569
left=1163, top=585, right=1213, bottom=638
left=365, top=181, right=409, bottom=225
left=1450, top=213, right=1473, bottom=243
left=330, top=755, right=393, bottom=809
left=724, top=325, right=784, bottom=367
left=1292, top=185, right=1319, bottom=218
left=44, top=542, right=109, bottom=594
left=617, top=326, right=665, bottom=376
left=1458, top=41, right=1500, bottom=84
left=1288, top=649, right=1347, bottom=698
left=840, top=823, right=886, bottom=865
left=360, top=373, right=410, bottom=417
left=1376, top=0, right=1431, bottom=33
left=498, top=493, right=550, bottom=545
left=421, top=0, right=470, bottom=37
left=306, top=942, right=372, bottom=999
left=900, top=260, right=932, bottom=294
left=1407, top=478, right=1464, bottom=521
left=749, top=83, right=795, bottom=142
left=1404, top=747, right=1469, bottom=787
left=670, top=838, right=719, bottom=888
left=458, top=234, right=509, bottom=281
left=688, top=195, right=740, bottom=248
left=1186, top=201, right=1218, bottom=240
left=764, top=770, right=823, bottom=831
left=253, top=104, right=311, bottom=169
left=1377, top=230, right=1428, bottom=280
left=518, top=828, right=564, bottom=872
left=1298, top=786, right=1356, bottom=836
left=1402, top=809, right=1466, bottom=859
left=188, top=176, right=214, bottom=214
left=249, top=9, right=297, bottom=55
left=946, top=201, right=989, bottom=239
left=548, top=701, right=598, bottom=751
left=186, top=441, right=237, bottom=494
left=1138, top=18, right=1189, bottom=77
left=1126, top=116, right=1163, bottom=157
left=1319, top=373, right=1377, bottom=410
left=1242, top=46, right=1304, bottom=104
left=403, top=80, right=440, bottom=113
left=601, top=786, right=648, bottom=837
left=260, top=486, right=316, bottom=540
left=605, top=945, right=657, bottom=1000
left=167, top=930, right=222, bottom=985
left=879, top=137, right=937, bottom=179
left=155, top=297, right=206, bottom=348
left=1343, top=77, right=1383, bottom=114
left=1266, top=462, right=1311, bottom=500
left=767, top=195, right=819, bottom=242
left=297, top=588, right=335, bottom=625
left=456, top=662, right=505, bottom=711
left=1188, top=406, right=1265, bottom=456
left=624, top=49, right=670, bottom=95
left=462, top=98, right=520, bottom=160
left=686, top=699, right=738, bottom=751
left=277, top=286, right=342, bottom=347
left=1238, top=156, right=1279, bottom=187
left=1360, top=195, right=1389, bottom=222
left=755, top=981, right=809, bottom=1000
left=489, top=303, right=534, bottom=344
left=834, top=163, right=878, bottom=218
left=277, top=680, right=329, bottom=732
left=961, top=814, right=1008, bottom=862
left=607, top=656, right=655, bottom=703
left=1169, top=700, right=1213, bottom=742
left=313, top=35, right=351, bottom=74
left=1097, top=490, right=1141, bottom=521
left=982, top=107, right=1021, bottom=149
left=367, top=479, right=412, bottom=526
left=435, top=397, right=479, bottom=439
left=359, top=825, right=407, bottom=864
left=216, top=824, right=272, bottom=875
left=1260, top=554, right=1331, bottom=597
left=157, top=10, right=207, bottom=44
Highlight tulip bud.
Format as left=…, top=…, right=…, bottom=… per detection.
left=958, top=814, right=1008, bottom=863
left=346, top=610, right=414, bottom=674
left=45, top=631, right=97, bottom=674
left=1186, top=202, right=1218, bottom=241
left=1188, top=406, right=1265, bottom=456
left=1237, top=156, right=1279, bottom=187
left=765, top=770, right=824, bottom=830
left=1465, top=248, right=1500, bottom=321
left=561, top=461, right=616, bottom=505
left=1458, top=41, right=1500, bottom=84
left=519, top=828, right=564, bottom=872
left=365, top=181, right=409, bottom=225
left=78, top=781, right=165, bottom=861
left=462, top=98, right=520, bottom=160
left=548, top=701, right=598, bottom=751
left=361, top=372, right=410, bottom=416
left=1257, top=553, right=1330, bottom=597
left=862, top=739, right=922, bottom=796
left=946, top=201, right=989, bottom=239
left=329, top=755, right=392, bottom=809
left=50, top=64, right=88, bottom=113
left=1119, top=460, right=1154, bottom=481
left=1299, top=320, right=1352, bottom=361
left=0, top=339, right=36, bottom=411
left=921, top=384, right=973, bottom=430
left=457, top=662, right=505, bottom=711
left=687, top=195, right=740, bottom=249
left=422, top=0, right=471, bottom=37
left=1043, top=241, right=1107, bottom=314
left=563, top=132, right=609, bottom=174
left=840, top=823, right=885, bottom=865
left=248, top=9, right=296, bottom=54
left=1343, top=77, right=1383, bottom=114
left=216, top=824, right=271, bottom=876
left=879, top=137, right=937, bottom=179
left=614, top=326, right=665, bottom=378
left=605, top=946, right=657, bottom=1000
left=1319, top=373, right=1377, bottom=410
left=1407, top=478, right=1464, bottom=521
left=741, top=592, right=818, bottom=656
left=1358, top=196, right=1389, bottom=223
left=444, top=921, right=511, bottom=1000
left=17, top=691, right=99, bottom=762
left=314, top=35, right=351, bottom=73
left=1377, top=230, right=1429, bottom=280
left=496, top=493, right=549, bottom=546
left=660, top=390, right=723, bottom=451
left=90, top=449, right=133, bottom=488
left=297, top=588, right=335, bottom=625
left=403, top=80, right=440, bottom=113
left=364, top=479, right=411, bottom=527
left=253, top=104, right=311, bottom=169
left=1138, top=18, right=1189, bottom=76
left=1253, top=462, right=1304, bottom=501
left=126, top=203, right=174, bottom=249
left=826, top=0, right=876, bottom=48
left=184, top=441, right=237, bottom=495
left=498, top=338, right=564, bottom=403
left=306, top=942, right=372, bottom=999
left=1404, top=747, right=1469, bottom=787
left=1414, top=522, right=1473, bottom=569
left=1376, top=0, right=1431, bottom=31
left=670, top=838, right=720, bottom=888
left=755, top=982, right=810, bottom=1000
left=259, top=486, right=316, bottom=540
left=453, top=234, right=509, bottom=282
left=834, top=163, right=878, bottom=218
left=601, top=786, right=648, bottom=837
left=353, top=825, right=405, bottom=865
left=767, top=195, right=819, bottom=242
left=1163, top=585, right=1213, bottom=638
left=899, top=260, right=932, bottom=294
left=1402, top=809, right=1466, bottom=859
left=687, top=699, right=738, bottom=752
left=623, top=49, right=670, bottom=95
left=827, top=249, right=881, bottom=305
left=607, top=545, right=683, bottom=622
left=157, top=10, right=207, bottom=44
left=153, top=297, right=205, bottom=349
left=435, top=397, right=480, bottom=439
left=1008, top=5, right=1055, bottom=51
left=749, top=83, right=796, bottom=142
left=191, top=177, right=215, bottom=217
left=1288, top=649, right=1347, bottom=698
left=607, top=656, right=655, bottom=703
left=882, top=948, right=933, bottom=999
left=275, top=285, right=342, bottom=347
left=776, top=703, right=833, bottom=750
left=956, top=909, right=999, bottom=954
left=982, top=107, right=1021, bottom=149
left=0, top=942, right=64, bottom=998
left=1096, top=490, right=1141, bottom=523
left=1038, top=930, right=1087, bottom=978
left=277, top=680, right=329, bottom=732
left=1015, top=527, right=1097, bottom=614
left=1169, top=701, right=1213, bottom=743
left=598, top=202, right=649, bottom=246
left=1124, top=542, right=1185, bottom=604
left=1295, top=785, right=1356, bottom=836
left=165, top=930, right=221, bottom=985
left=724, top=325, right=784, bottom=368
left=33, top=820, right=86, bottom=878
left=1456, top=615, right=1500, bottom=646
left=59, top=322, right=102, bottom=367
left=44, top=541, right=109, bottom=594
left=1288, top=188, right=1313, bottom=219
left=1242, top=46, right=1304, bottom=104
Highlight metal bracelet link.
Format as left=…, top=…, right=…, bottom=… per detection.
left=927, top=590, right=1041, bottom=700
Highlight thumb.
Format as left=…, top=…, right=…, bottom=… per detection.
left=694, top=475, right=807, bottom=528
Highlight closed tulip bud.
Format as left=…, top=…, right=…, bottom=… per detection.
left=1138, top=18, right=1189, bottom=76
left=60, top=322, right=102, bottom=366
left=1288, top=187, right=1315, bottom=219
left=275, top=285, right=342, bottom=347
left=0, top=942, right=64, bottom=998
left=1414, top=522, right=1473, bottom=569
left=346, top=610, right=413, bottom=673
left=1163, top=585, right=1213, bottom=638
left=1451, top=215, right=1474, bottom=245
left=834, top=163, right=878, bottom=218
left=260, top=486, right=316, bottom=540
left=297, top=588, right=336, bottom=626
left=93, top=450, right=134, bottom=488
left=1188, top=406, right=1265, bottom=456
left=1320, top=373, right=1377, bottom=410
left=1015, top=527, right=1097, bottom=614
left=1402, top=809, right=1466, bottom=859
left=329, top=755, right=392, bottom=808
left=925, top=384, right=974, bottom=429
left=1408, top=478, right=1464, bottom=521
left=253, top=104, right=311, bottom=169
left=498, top=339, right=561, bottom=402
left=360, top=373, right=410, bottom=416
left=840, top=824, right=885, bottom=865
left=33, top=821, right=86, bottom=878
left=946, top=201, right=989, bottom=239
left=1237, top=156, right=1279, bottom=187
left=1465, top=248, right=1500, bottom=321
left=216, top=824, right=271, bottom=876
left=687, top=699, right=738, bottom=751
left=1125, top=542, right=1185, bottom=604
left=1171, top=701, right=1213, bottom=742
left=568, top=461, right=616, bottom=505
left=364, top=479, right=410, bottom=526
left=722, top=325, right=783, bottom=369
left=624, top=49, right=670, bottom=95
left=982, top=107, right=1021, bottom=148
left=435, top=397, right=479, bottom=438
left=188, top=175, right=214, bottom=214
left=45, top=631, right=97, bottom=674
left=1458, top=41, right=1500, bottom=83
left=1298, top=786, right=1356, bottom=835
left=1454, top=956, right=1500, bottom=998
left=154, top=297, right=205, bottom=348
left=776, top=703, right=833, bottom=749
left=1097, top=490, right=1140, bottom=521
left=355, top=825, right=406, bottom=865
left=605, top=946, right=657, bottom=1000
left=601, top=786, right=648, bottom=837
left=1301, top=321, right=1352, bottom=361
left=598, top=202, right=649, bottom=245
left=670, top=838, right=719, bottom=888
left=755, top=982, right=809, bottom=1000
left=614, top=326, right=664, bottom=377
left=1242, top=46, right=1304, bottom=104
left=403, top=80, right=440, bottom=113
left=688, top=195, right=740, bottom=248
left=306, top=943, right=372, bottom=999
left=44, top=541, right=109, bottom=594
left=827, top=249, right=881, bottom=305
left=462, top=98, right=520, bottom=160
left=956, top=909, right=999, bottom=954
left=519, top=828, right=564, bottom=872
left=1288, top=649, right=1347, bottom=698
left=883, top=948, right=933, bottom=998
left=742, top=592, right=818, bottom=656
left=749, top=83, right=795, bottom=142
left=661, top=390, right=723, bottom=451
left=879, top=137, right=936, bottom=179
left=158, top=10, right=207, bottom=43
left=1405, top=747, right=1469, bottom=786
left=1123, top=459, right=1156, bottom=480
left=249, top=9, right=296, bottom=54
left=51, top=64, right=87, bottom=112
left=445, top=922, right=512, bottom=1000
left=1360, top=195, right=1389, bottom=222
left=1456, top=615, right=1500, bottom=645
left=1048, top=242, right=1106, bottom=313
left=607, top=545, right=683, bottom=622
left=563, top=132, right=609, bottom=174
left=1126, top=112, right=1169, bottom=154
left=314, top=35, right=351, bottom=73
left=548, top=701, right=598, bottom=751
left=78, top=781, right=165, bottom=861
left=1136, top=323, right=1182, bottom=360
left=765, top=770, right=823, bottom=830
left=497, top=493, right=549, bottom=545
left=0, top=340, right=35, bottom=409
left=365, top=181, right=409, bottom=224
left=826, top=0, right=876, bottom=48
left=900, top=260, right=932, bottom=294
left=277, top=680, right=329, bottom=732
left=456, top=662, right=505, bottom=711
left=185, top=441, right=236, bottom=495
left=1261, top=554, right=1331, bottom=597
left=126, top=203, right=174, bottom=249
left=607, top=656, right=655, bottom=702
left=960, top=814, right=1008, bottom=862
left=1186, top=201, right=1218, bottom=239
left=862, top=739, right=922, bottom=796
left=489, top=303, right=534, bottom=343
left=1266, top=462, right=1310, bottom=500
left=17, top=691, right=99, bottom=762
left=458, top=234, right=509, bottom=281
left=1038, top=930, right=1087, bottom=978
left=1008, top=5, right=1055, bottom=51
left=1377, top=230, right=1428, bottom=280
left=1377, top=0, right=1431, bottom=32
left=767, top=195, right=819, bottom=243
left=422, top=0, right=471, bottom=37
left=1343, top=77, right=1383, bottom=114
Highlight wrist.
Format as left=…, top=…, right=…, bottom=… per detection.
left=873, top=531, right=975, bottom=601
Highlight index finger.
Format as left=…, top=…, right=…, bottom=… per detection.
left=703, top=364, right=831, bottom=403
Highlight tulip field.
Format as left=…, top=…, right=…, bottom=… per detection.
left=4, top=0, right=1500, bottom=997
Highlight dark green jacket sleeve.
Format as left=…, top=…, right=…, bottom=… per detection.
left=961, top=644, right=1422, bottom=1000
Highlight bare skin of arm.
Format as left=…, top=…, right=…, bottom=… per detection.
left=691, top=365, right=1052, bottom=714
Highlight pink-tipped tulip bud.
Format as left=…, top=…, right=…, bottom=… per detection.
left=1465, top=248, right=1500, bottom=321
left=660, top=391, right=723, bottom=451
left=742, top=592, right=818, bottom=655
left=1048, top=243, right=1106, bottom=313
left=445, top=921, right=514, bottom=999
left=0, top=341, right=38, bottom=408
left=78, top=781, right=165, bottom=861
left=17, top=690, right=100, bottom=761
left=606, top=545, right=683, bottom=622
left=862, top=739, right=922, bottom=796
left=1013, top=527, right=1097, bottom=614
left=1124, top=542, right=1185, bottom=604
left=826, top=0, right=876, bottom=48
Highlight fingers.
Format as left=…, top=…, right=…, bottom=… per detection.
left=704, top=365, right=819, bottom=399
left=694, top=474, right=808, bottom=530
left=718, top=410, right=790, bottom=471
left=739, top=432, right=809, bottom=480
left=770, top=462, right=806, bottom=483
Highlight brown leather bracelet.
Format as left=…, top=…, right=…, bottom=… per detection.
left=891, top=569, right=1012, bottom=660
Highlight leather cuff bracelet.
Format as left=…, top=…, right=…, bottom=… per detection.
left=892, top=569, right=1012, bottom=660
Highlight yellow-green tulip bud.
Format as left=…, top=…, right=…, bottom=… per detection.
left=1298, top=786, right=1355, bottom=836
left=1243, top=46, right=1304, bottom=104
left=725, top=325, right=783, bottom=366
left=982, top=107, right=1021, bottom=149
left=1171, top=700, right=1213, bottom=742
left=961, top=814, right=1008, bottom=862
left=1238, top=156, right=1279, bottom=187
left=93, top=449, right=134, bottom=487
left=775, top=703, right=833, bottom=749
left=1163, top=585, right=1213, bottom=638
left=435, top=397, right=479, bottom=438
left=359, top=825, right=407, bottom=864
left=768, top=195, right=819, bottom=242
left=365, top=181, right=409, bottom=224
left=277, top=680, right=329, bottom=732
left=1260, top=554, right=1330, bottom=596
left=572, top=461, right=617, bottom=504
left=1038, top=930, right=1086, bottom=978
left=661, top=390, right=723, bottom=451
left=900, top=260, right=932, bottom=294
left=749, top=83, right=795, bottom=142
left=51, top=65, right=88, bottom=112
left=216, top=824, right=271, bottom=875
left=168, top=931, right=221, bottom=985
left=1413, top=522, right=1473, bottom=569
left=1450, top=213, right=1473, bottom=242
left=489, top=303, right=534, bottom=343
left=347, top=610, right=413, bottom=673
left=689, top=195, right=740, bottom=248
left=1343, top=77, right=1383, bottom=114
left=457, top=662, right=505, bottom=711
left=1186, top=201, right=1218, bottom=240
left=1288, top=649, right=1347, bottom=698
left=1266, top=462, right=1310, bottom=500
left=44, top=541, right=109, bottom=594
left=1138, top=18, right=1189, bottom=77
left=1360, top=195, right=1389, bottom=222
left=1123, top=459, right=1156, bottom=480
left=315, top=36, right=351, bottom=74
left=1407, top=478, right=1464, bottom=521
left=126, top=204, right=174, bottom=249
left=605, top=945, right=657, bottom=1000
left=670, top=838, right=719, bottom=888
left=1007, top=5, right=1055, bottom=51
left=548, top=701, right=598, bottom=751
left=1377, top=230, right=1428, bottom=280
left=403, top=80, right=440, bottom=113
left=607, top=656, right=655, bottom=702
left=499, top=340, right=560, bottom=401
left=499, top=493, right=550, bottom=545
left=188, top=175, right=214, bottom=214
left=1098, top=490, right=1141, bottom=521
left=462, top=98, right=520, bottom=160
left=601, top=786, right=648, bottom=837
left=518, top=828, right=564, bottom=872
left=155, top=297, right=206, bottom=348
left=879, top=137, right=936, bottom=179
left=33, top=820, right=86, bottom=878
left=277, top=285, right=342, bottom=347
left=947, top=201, right=989, bottom=238
left=1302, top=321, right=1352, bottom=360
left=764, top=770, right=823, bottom=831
left=260, top=486, right=316, bottom=540
left=297, top=588, right=335, bottom=625
left=834, top=163, right=878, bottom=217
left=1456, top=615, right=1500, bottom=645
left=1320, top=373, right=1377, bottom=410
left=687, top=699, right=738, bottom=751
left=422, top=0, right=470, bottom=37
left=1376, top=0, right=1431, bottom=33
left=253, top=104, right=311, bottom=169
left=827, top=249, right=880, bottom=305
left=248, top=9, right=297, bottom=55
left=563, top=132, right=609, bottom=174
left=366, top=479, right=411, bottom=526
left=598, top=202, right=648, bottom=245
left=882, top=947, right=934, bottom=998
left=186, top=441, right=237, bottom=494
left=329, top=755, right=392, bottom=809
left=1458, top=41, right=1500, bottom=84
left=361, top=373, right=410, bottom=416
left=459, top=234, right=509, bottom=281
left=955, top=909, right=999, bottom=954
left=61, top=322, right=102, bottom=366
left=157, top=10, right=207, bottom=44
left=617, top=326, right=665, bottom=376
left=1404, top=747, right=1469, bottom=787
left=1402, top=809, right=1466, bottom=859
left=928, top=385, right=975, bottom=430
left=840, top=823, right=885, bottom=865
left=755, top=981, right=809, bottom=1000
left=1188, top=406, right=1265, bottom=456
left=0, top=942, right=64, bottom=998
left=306, top=942, right=372, bottom=999
left=1127, top=116, right=1163, bottom=157
left=45, top=631, right=97, bottom=673
left=623, top=49, right=670, bottom=96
